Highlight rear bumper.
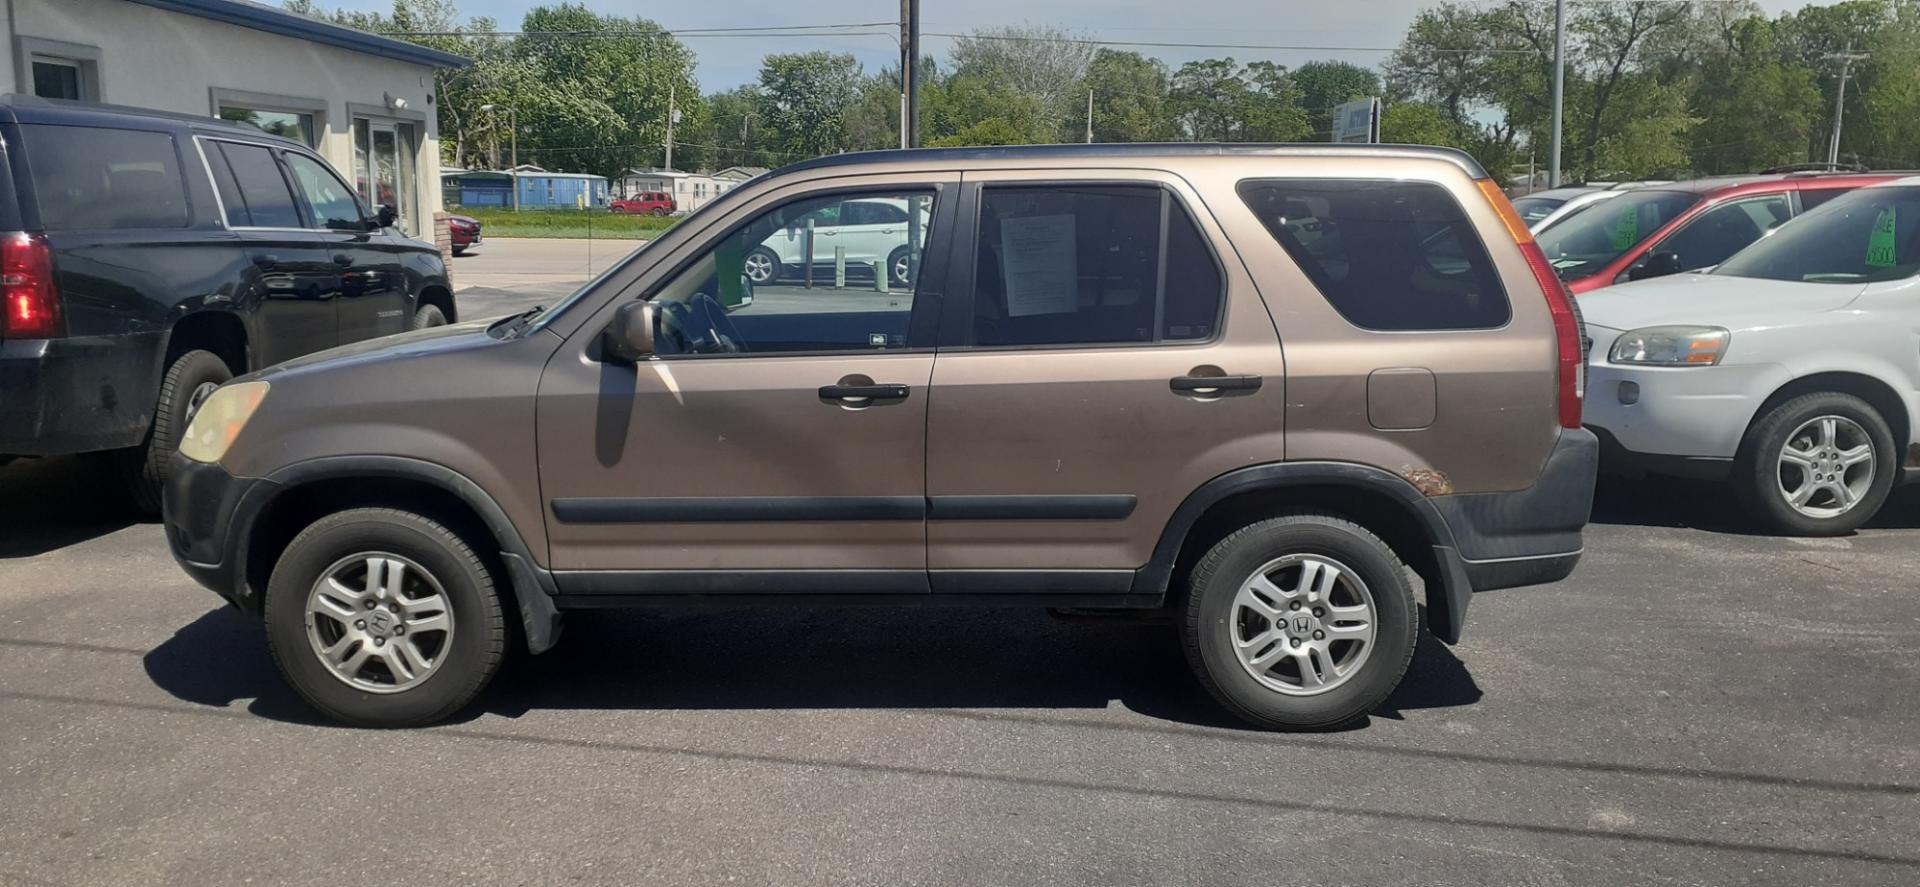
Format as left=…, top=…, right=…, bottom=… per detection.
left=0, top=333, right=162, bottom=456
left=162, top=452, right=276, bottom=611
left=1432, top=426, right=1598, bottom=594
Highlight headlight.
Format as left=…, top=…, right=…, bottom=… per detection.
left=178, top=381, right=270, bottom=464
left=1608, top=326, right=1730, bottom=366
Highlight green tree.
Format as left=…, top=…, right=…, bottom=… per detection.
left=1687, top=17, right=1821, bottom=174
left=1169, top=58, right=1309, bottom=142
left=946, top=26, right=1094, bottom=141
left=1379, top=102, right=1459, bottom=147
left=512, top=4, right=703, bottom=178
left=757, top=52, right=864, bottom=159
left=1292, top=61, right=1383, bottom=138
left=1084, top=50, right=1178, bottom=142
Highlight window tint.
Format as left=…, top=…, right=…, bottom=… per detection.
left=971, top=185, right=1221, bottom=347
left=205, top=145, right=248, bottom=227
left=284, top=153, right=364, bottom=230
left=1511, top=195, right=1565, bottom=224
left=1238, top=179, right=1507, bottom=331
left=1534, top=189, right=1701, bottom=280
left=216, top=143, right=302, bottom=228
left=1798, top=188, right=1848, bottom=211
left=1651, top=195, right=1790, bottom=273
left=1715, top=185, right=1920, bottom=284
left=648, top=190, right=936, bottom=356
left=20, top=124, right=189, bottom=231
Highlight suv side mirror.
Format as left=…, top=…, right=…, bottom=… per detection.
left=375, top=204, right=398, bottom=228
left=602, top=301, right=656, bottom=362
left=1629, top=250, right=1682, bottom=281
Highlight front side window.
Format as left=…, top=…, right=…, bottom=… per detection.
left=1511, top=195, right=1566, bottom=225
left=1715, top=185, right=1920, bottom=284
left=1239, top=179, right=1507, bottom=331
left=284, top=153, right=365, bottom=230
left=20, top=124, right=189, bottom=231
left=1650, top=195, right=1791, bottom=273
left=970, top=185, right=1223, bottom=347
left=648, top=189, right=937, bottom=356
left=215, top=142, right=302, bottom=228
left=218, top=107, right=317, bottom=148
left=1535, top=189, right=1701, bottom=281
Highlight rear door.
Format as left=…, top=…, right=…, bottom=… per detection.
left=922, top=170, right=1284, bottom=591
left=282, top=150, right=410, bottom=342
left=202, top=138, right=336, bottom=365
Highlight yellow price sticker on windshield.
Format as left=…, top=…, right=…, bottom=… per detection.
left=1866, top=206, right=1898, bottom=268
left=1611, top=205, right=1639, bottom=251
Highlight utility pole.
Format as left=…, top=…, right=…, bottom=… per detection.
left=1549, top=0, right=1565, bottom=188
left=1086, top=88, right=1094, bottom=143
left=1823, top=46, right=1870, bottom=167
left=664, top=84, right=678, bottom=171
left=900, top=0, right=920, bottom=147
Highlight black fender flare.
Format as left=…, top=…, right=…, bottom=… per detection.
left=1131, top=461, right=1474, bottom=644
left=240, top=456, right=562, bottom=654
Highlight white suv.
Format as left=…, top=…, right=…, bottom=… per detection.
left=1582, top=178, right=1920, bottom=534
left=745, top=196, right=931, bottom=288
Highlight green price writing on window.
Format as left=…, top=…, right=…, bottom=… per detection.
left=1866, top=206, right=1899, bottom=269
left=1611, top=205, right=1639, bottom=251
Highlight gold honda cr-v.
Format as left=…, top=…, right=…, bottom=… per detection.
left=164, top=144, right=1597, bottom=730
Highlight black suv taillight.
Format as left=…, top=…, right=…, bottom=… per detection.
left=1, top=231, right=58, bottom=339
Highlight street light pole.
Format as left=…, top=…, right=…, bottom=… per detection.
left=1549, top=0, right=1565, bottom=188
left=482, top=103, right=518, bottom=212
left=1823, top=47, right=1870, bottom=167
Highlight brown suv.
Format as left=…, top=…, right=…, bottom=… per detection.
left=163, top=144, right=1597, bottom=730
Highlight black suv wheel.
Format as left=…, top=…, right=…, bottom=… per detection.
left=263, top=508, right=507, bottom=727
left=123, top=349, right=230, bottom=515
left=1182, top=513, right=1417, bottom=730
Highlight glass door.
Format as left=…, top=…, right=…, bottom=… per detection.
left=352, top=119, right=418, bottom=235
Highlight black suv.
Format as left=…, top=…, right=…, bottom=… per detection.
left=0, top=97, right=456, bottom=509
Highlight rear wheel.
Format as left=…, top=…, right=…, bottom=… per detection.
left=123, top=349, right=230, bottom=515
left=263, top=508, right=507, bottom=727
left=1735, top=391, right=1895, bottom=536
left=650, top=207, right=669, bottom=217
left=744, top=246, right=781, bottom=284
left=887, top=245, right=912, bottom=289
left=1182, top=513, right=1417, bottom=731
left=451, top=245, right=467, bottom=257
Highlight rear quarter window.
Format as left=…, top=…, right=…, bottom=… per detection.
left=1238, top=179, right=1509, bottom=331
left=19, top=124, right=190, bottom=231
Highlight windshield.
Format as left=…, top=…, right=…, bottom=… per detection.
left=1715, top=185, right=1920, bottom=284
left=1534, top=190, right=1701, bottom=280
left=1511, top=195, right=1566, bottom=224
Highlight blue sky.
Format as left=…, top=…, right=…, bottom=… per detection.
left=323, top=0, right=1825, bottom=93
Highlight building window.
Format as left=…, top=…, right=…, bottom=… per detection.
left=31, top=59, right=84, bottom=100
left=217, top=106, right=317, bottom=147
left=351, top=117, right=419, bottom=233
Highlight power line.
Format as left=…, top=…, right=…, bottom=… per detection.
left=922, top=31, right=1537, bottom=55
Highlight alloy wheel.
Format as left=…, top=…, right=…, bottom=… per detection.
left=305, top=552, right=455, bottom=694
left=1777, top=415, right=1875, bottom=519
left=744, top=251, right=775, bottom=284
left=1230, top=554, right=1377, bottom=696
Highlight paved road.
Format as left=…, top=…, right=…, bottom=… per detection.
left=1, top=450, right=1917, bottom=885
left=453, top=236, right=648, bottom=319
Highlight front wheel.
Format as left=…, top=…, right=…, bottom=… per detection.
left=263, top=508, right=507, bottom=727
left=744, top=246, right=781, bottom=284
left=1181, top=513, right=1417, bottom=731
left=1735, top=392, right=1895, bottom=536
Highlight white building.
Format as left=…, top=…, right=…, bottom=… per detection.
left=616, top=166, right=770, bottom=213
left=1, top=0, right=466, bottom=236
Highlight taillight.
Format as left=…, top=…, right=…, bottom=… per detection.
left=1474, top=179, right=1584, bottom=429
left=1, top=232, right=58, bottom=339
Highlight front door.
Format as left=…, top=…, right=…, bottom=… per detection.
left=536, top=176, right=956, bottom=591
left=355, top=120, right=416, bottom=235
left=923, top=172, right=1286, bottom=591
left=282, top=150, right=409, bottom=342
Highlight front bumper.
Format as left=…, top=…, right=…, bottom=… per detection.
left=163, top=452, right=277, bottom=611
left=0, top=333, right=164, bottom=456
left=1583, top=355, right=1788, bottom=465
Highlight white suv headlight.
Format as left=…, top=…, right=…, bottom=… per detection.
left=179, top=381, right=270, bottom=464
left=1608, top=326, right=1730, bottom=366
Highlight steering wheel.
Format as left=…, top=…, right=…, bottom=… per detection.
left=657, top=293, right=743, bottom=355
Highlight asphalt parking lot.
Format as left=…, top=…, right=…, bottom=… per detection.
left=0, top=244, right=1917, bottom=885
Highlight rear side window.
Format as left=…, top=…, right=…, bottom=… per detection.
left=1239, top=179, right=1509, bottom=331
left=20, top=124, right=188, bottom=231
left=971, top=185, right=1223, bottom=347
left=215, top=142, right=302, bottom=228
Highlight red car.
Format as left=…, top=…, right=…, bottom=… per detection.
left=610, top=191, right=675, bottom=216
left=448, top=214, right=480, bottom=256
left=1536, top=172, right=1906, bottom=293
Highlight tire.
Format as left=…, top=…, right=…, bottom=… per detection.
left=452, top=245, right=467, bottom=257
left=263, top=508, right=507, bottom=727
left=744, top=246, right=782, bottom=284
left=123, top=349, right=232, bottom=516
left=1733, top=391, right=1896, bottom=536
left=1181, top=513, right=1418, bottom=731
left=411, top=303, right=448, bottom=330
left=650, top=207, right=669, bottom=217
left=887, top=245, right=912, bottom=289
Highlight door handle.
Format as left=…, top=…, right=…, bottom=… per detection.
left=1170, top=374, right=1263, bottom=394
left=819, top=383, right=910, bottom=404
left=252, top=254, right=279, bottom=267
left=333, top=254, right=355, bottom=266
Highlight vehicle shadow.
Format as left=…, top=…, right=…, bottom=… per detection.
left=1591, top=472, right=1920, bottom=533
left=142, top=604, right=1481, bottom=731
left=0, top=456, right=141, bottom=558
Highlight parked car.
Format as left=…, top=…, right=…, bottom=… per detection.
left=1536, top=172, right=1905, bottom=294
left=1583, top=178, right=1920, bottom=535
left=448, top=214, right=481, bottom=255
left=1515, top=181, right=1673, bottom=233
left=610, top=191, right=674, bottom=216
left=0, top=96, right=456, bottom=511
left=163, top=143, right=1596, bottom=730
left=744, top=196, right=930, bottom=288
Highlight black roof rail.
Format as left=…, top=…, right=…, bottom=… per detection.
left=772, top=142, right=1491, bottom=180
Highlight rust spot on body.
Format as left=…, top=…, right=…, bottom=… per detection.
left=1402, top=467, right=1453, bottom=497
